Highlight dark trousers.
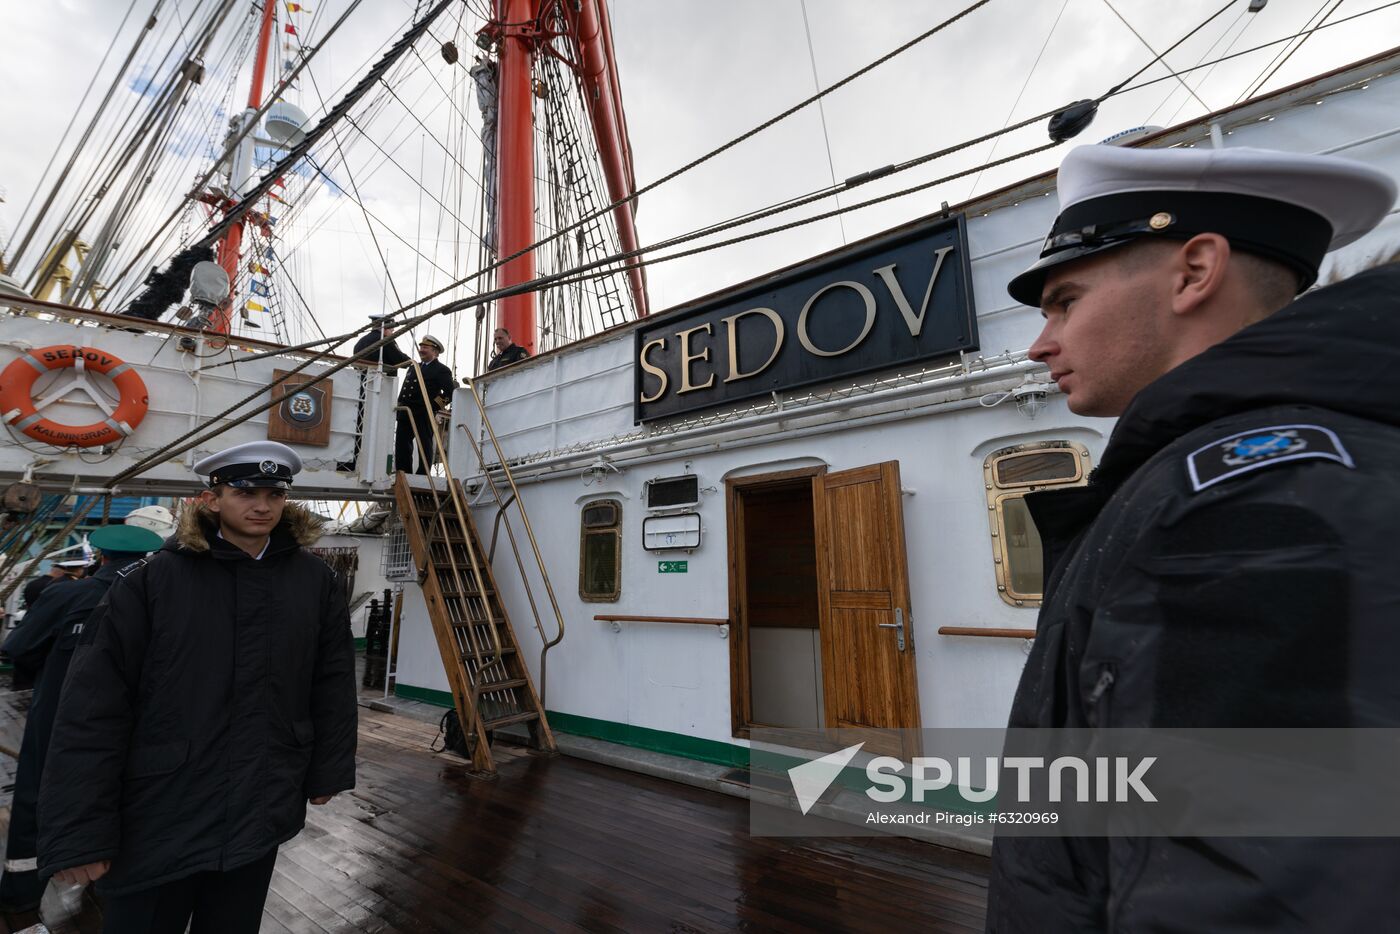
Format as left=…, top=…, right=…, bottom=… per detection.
left=394, top=409, right=436, bottom=474
left=99, top=848, right=278, bottom=934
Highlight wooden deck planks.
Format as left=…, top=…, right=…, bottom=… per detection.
left=0, top=691, right=989, bottom=932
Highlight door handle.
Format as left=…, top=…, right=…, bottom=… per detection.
left=878, top=608, right=907, bottom=652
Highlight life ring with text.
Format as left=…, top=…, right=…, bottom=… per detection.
left=0, top=345, right=150, bottom=447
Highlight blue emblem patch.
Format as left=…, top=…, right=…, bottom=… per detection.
left=1187, top=424, right=1353, bottom=492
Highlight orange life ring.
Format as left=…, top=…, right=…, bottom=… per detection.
left=0, top=345, right=150, bottom=447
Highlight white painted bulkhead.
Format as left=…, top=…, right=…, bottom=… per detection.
left=0, top=303, right=397, bottom=498
left=392, top=53, right=1400, bottom=748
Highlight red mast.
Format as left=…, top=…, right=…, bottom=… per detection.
left=488, top=0, right=650, bottom=354
left=211, top=0, right=279, bottom=334
left=495, top=0, right=542, bottom=352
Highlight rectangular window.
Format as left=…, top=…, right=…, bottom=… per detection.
left=579, top=499, right=621, bottom=601
left=984, top=442, right=1090, bottom=607
left=645, top=475, right=699, bottom=510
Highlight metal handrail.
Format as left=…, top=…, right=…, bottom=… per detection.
left=456, top=377, right=567, bottom=707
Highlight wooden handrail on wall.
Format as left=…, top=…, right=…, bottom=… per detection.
left=595, top=614, right=729, bottom=626
left=937, top=626, right=1036, bottom=639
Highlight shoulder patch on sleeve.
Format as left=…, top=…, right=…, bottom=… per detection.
left=1186, top=424, right=1354, bottom=493
left=116, top=558, right=148, bottom=579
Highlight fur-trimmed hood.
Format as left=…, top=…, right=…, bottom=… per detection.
left=172, top=501, right=325, bottom=554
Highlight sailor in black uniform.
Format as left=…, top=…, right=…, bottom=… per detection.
left=38, top=441, right=356, bottom=934
left=0, top=524, right=164, bottom=913
left=20, top=558, right=86, bottom=611
left=351, top=311, right=411, bottom=374
left=987, top=144, right=1400, bottom=931
left=395, top=334, right=455, bottom=474
left=486, top=326, right=530, bottom=371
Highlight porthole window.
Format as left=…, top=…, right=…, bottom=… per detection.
left=984, top=442, right=1091, bottom=607
left=579, top=499, right=621, bottom=602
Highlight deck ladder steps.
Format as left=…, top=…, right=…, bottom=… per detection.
left=393, top=471, right=556, bottom=773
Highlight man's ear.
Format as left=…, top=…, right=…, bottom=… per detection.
left=198, top=488, right=221, bottom=514
left=1171, top=233, right=1231, bottom=317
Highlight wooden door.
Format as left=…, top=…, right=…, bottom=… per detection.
left=813, top=461, right=921, bottom=758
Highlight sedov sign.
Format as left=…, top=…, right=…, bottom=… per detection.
left=635, top=213, right=976, bottom=421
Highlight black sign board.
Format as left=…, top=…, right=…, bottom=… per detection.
left=634, top=213, right=976, bottom=422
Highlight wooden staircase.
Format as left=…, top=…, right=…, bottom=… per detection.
left=393, top=471, right=556, bottom=774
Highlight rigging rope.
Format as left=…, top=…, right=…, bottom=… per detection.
left=13, top=0, right=1400, bottom=580
left=106, top=0, right=372, bottom=303
left=964, top=0, right=1072, bottom=200
left=1101, top=0, right=1212, bottom=112
left=203, top=0, right=1379, bottom=374
left=798, top=0, right=847, bottom=246
left=1147, top=4, right=1250, bottom=127
left=26, top=0, right=242, bottom=294
left=1108, top=1, right=1400, bottom=97
left=6, top=0, right=146, bottom=265
left=1235, top=0, right=1345, bottom=104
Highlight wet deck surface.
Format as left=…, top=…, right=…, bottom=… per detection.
left=0, top=687, right=990, bottom=932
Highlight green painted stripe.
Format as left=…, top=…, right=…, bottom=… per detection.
left=388, top=684, right=749, bottom=767
left=353, top=637, right=367, bottom=651
left=542, top=710, right=748, bottom=768
left=394, top=683, right=453, bottom=707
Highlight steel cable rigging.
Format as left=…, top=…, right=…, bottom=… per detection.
left=205, top=0, right=1400, bottom=374
left=13, top=0, right=1400, bottom=575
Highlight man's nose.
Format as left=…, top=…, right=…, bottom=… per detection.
left=1028, top=323, right=1057, bottom=363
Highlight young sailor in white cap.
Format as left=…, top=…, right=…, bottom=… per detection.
left=38, top=440, right=357, bottom=933
left=395, top=333, right=455, bottom=474
left=989, top=144, right=1400, bottom=931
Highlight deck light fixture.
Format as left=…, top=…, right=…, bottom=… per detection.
left=1013, top=382, right=1049, bottom=419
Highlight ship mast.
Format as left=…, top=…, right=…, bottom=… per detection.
left=211, top=0, right=279, bottom=335
left=495, top=0, right=541, bottom=352
left=489, top=0, right=649, bottom=354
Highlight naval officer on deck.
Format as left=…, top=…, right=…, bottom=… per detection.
left=38, top=441, right=357, bottom=934
left=395, top=334, right=455, bottom=474
left=986, top=143, right=1400, bottom=931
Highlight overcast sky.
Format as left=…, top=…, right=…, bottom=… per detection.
left=3, top=0, right=1399, bottom=367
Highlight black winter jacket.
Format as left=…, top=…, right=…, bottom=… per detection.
left=988, top=263, right=1400, bottom=932
left=352, top=329, right=410, bottom=374
left=37, top=504, right=357, bottom=894
left=486, top=343, right=529, bottom=370
left=5, top=564, right=123, bottom=794
left=397, top=357, right=454, bottom=418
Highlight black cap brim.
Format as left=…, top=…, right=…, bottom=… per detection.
left=223, top=478, right=292, bottom=489
left=1006, top=239, right=1135, bottom=307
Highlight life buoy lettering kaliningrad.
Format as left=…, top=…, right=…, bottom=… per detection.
left=0, top=345, right=150, bottom=447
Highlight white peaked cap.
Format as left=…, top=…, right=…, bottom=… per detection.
left=1007, top=144, right=1398, bottom=306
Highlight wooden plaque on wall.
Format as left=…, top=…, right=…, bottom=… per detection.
left=267, top=368, right=333, bottom=446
